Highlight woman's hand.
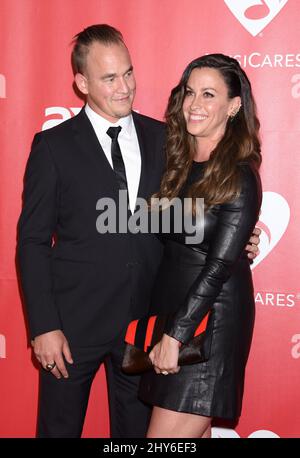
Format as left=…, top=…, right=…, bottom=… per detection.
left=246, top=226, right=261, bottom=259
left=148, top=333, right=182, bottom=375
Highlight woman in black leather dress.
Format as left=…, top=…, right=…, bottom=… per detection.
left=138, top=54, right=262, bottom=437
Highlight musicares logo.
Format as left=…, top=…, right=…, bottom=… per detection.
left=224, top=0, right=288, bottom=36
left=251, top=192, right=290, bottom=270
left=212, top=427, right=280, bottom=438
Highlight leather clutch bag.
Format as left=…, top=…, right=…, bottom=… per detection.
left=122, top=313, right=210, bottom=374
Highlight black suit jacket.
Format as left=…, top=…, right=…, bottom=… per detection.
left=17, top=108, right=166, bottom=346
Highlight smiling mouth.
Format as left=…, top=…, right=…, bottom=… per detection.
left=189, top=114, right=208, bottom=122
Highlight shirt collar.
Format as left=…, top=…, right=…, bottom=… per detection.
left=85, top=103, right=133, bottom=138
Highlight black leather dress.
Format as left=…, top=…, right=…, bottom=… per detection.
left=138, top=160, right=262, bottom=420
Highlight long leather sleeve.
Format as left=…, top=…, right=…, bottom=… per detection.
left=17, top=133, right=62, bottom=339
left=165, top=164, right=262, bottom=344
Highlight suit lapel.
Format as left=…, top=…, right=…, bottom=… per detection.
left=132, top=111, right=150, bottom=201
left=72, top=108, right=119, bottom=199
left=71, top=109, right=156, bottom=209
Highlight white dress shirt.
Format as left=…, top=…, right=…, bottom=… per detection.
left=85, top=104, right=141, bottom=213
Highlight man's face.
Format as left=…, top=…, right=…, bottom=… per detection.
left=75, top=41, right=136, bottom=122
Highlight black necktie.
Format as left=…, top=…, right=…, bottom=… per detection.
left=106, top=126, right=128, bottom=192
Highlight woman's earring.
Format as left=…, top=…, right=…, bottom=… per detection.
left=230, top=104, right=241, bottom=119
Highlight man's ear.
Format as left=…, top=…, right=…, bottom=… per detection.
left=74, top=73, right=88, bottom=95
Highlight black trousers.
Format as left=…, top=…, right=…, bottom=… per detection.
left=37, top=330, right=151, bottom=438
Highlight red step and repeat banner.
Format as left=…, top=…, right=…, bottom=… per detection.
left=1, top=0, right=300, bottom=438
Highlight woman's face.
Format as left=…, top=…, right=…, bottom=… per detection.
left=182, top=67, right=240, bottom=144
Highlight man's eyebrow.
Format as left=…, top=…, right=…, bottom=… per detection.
left=101, top=72, right=117, bottom=80
left=101, top=66, right=133, bottom=80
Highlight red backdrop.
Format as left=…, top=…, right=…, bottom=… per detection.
left=1, top=0, right=299, bottom=438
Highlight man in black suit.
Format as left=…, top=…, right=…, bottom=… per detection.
left=17, top=24, right=259, bottom=438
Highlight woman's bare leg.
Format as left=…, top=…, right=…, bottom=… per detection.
left=147, top=406, right=212, bottom=438
left=202, top=424, right=211, bottom=438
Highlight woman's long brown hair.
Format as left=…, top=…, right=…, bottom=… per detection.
left=154, top=54, right=261, bottom=208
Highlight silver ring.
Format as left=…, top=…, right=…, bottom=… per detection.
left=161, top=370, right=169, bottom=375
left=45, top=362, right=56, bottom=371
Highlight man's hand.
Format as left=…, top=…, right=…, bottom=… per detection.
left=246, top=226, right=261, bottom=260
left=149, top=333, right=181, bottom=375
left=32, top=330, right=73, bottom=379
